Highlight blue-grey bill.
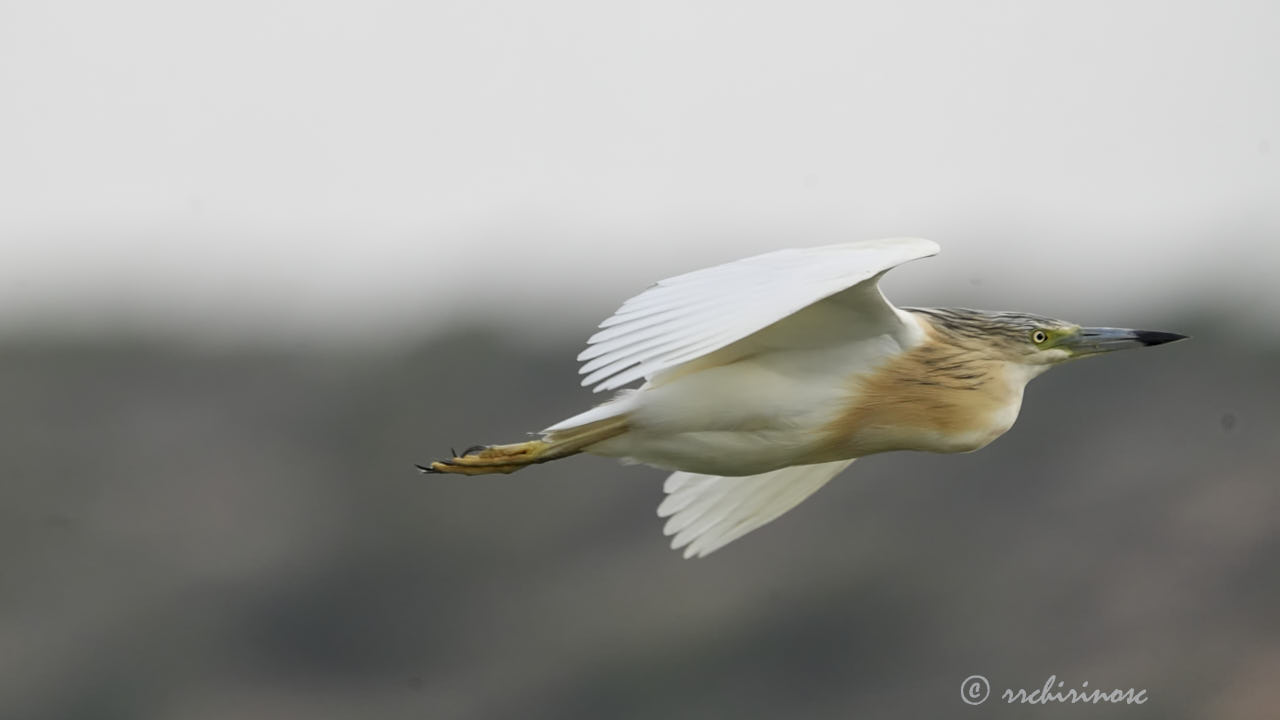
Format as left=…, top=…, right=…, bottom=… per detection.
left=1066, top=327, right=1189, bottom=355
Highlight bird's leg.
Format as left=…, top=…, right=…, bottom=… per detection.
left=417, top=440, right=551, bottom=475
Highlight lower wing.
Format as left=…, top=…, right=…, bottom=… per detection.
left=657, top=459, right=856, bottom=558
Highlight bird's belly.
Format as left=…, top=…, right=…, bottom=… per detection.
left=840, top=416, right=1011, bottom=455
left=591, top=428, right=827, bottom=476
left=593, top=397, right=1020, bottom=474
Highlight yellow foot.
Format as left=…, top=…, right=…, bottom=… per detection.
left=417, top=441, right=548, bottom=476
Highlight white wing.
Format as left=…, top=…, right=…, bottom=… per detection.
left=658, top=460, right=856, bottom=558
left=577, top=237, right=939, bottom=392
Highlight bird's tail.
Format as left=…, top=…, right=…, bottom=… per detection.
left=418, top=415, right=628, bottom=476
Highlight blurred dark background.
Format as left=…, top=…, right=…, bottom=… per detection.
left=2, top=316, right=1277, bottom=719
left=3, top=0, right=1279, bottom=717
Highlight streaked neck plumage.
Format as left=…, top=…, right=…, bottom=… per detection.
left=820, top=308, right=1045, bottom=459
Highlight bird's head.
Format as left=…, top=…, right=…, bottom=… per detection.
left=912, top=307, right=1188, bottom=370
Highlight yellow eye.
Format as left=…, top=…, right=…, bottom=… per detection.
left=1032, top=330, right=1048, bottom=344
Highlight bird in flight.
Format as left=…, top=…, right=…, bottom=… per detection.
left=420, top=238, right=1185, bottom=557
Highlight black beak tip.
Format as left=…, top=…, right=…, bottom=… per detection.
left=1135, top=330, right=1189, bottom=347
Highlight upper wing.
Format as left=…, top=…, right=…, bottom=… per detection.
left=658, top=460, right=857, bottom=558
left=577, top=237, right=939, bottom=392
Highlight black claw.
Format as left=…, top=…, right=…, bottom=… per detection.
left=415, top=464, right=440, bottom=474
left=463, top=444, right=488, bottom=456
left=451, top=447, right=459, bottom=458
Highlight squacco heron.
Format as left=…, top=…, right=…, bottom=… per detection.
left=420, top=238, right=1186, bottom=557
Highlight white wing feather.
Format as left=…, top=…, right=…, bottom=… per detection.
left=578, top=238, right=939, bottom=392
left=658, top=460, right=856, bottom=558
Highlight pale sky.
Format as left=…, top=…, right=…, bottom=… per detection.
left=1, top=0, right=1276, bottom=345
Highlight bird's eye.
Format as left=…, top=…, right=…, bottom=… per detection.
left=1032, top=330, right=1048, bottom=344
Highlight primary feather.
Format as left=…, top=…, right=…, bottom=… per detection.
left=577, top=238, right=939, bottom=392
left=658, top=460, right=857, bottom=558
